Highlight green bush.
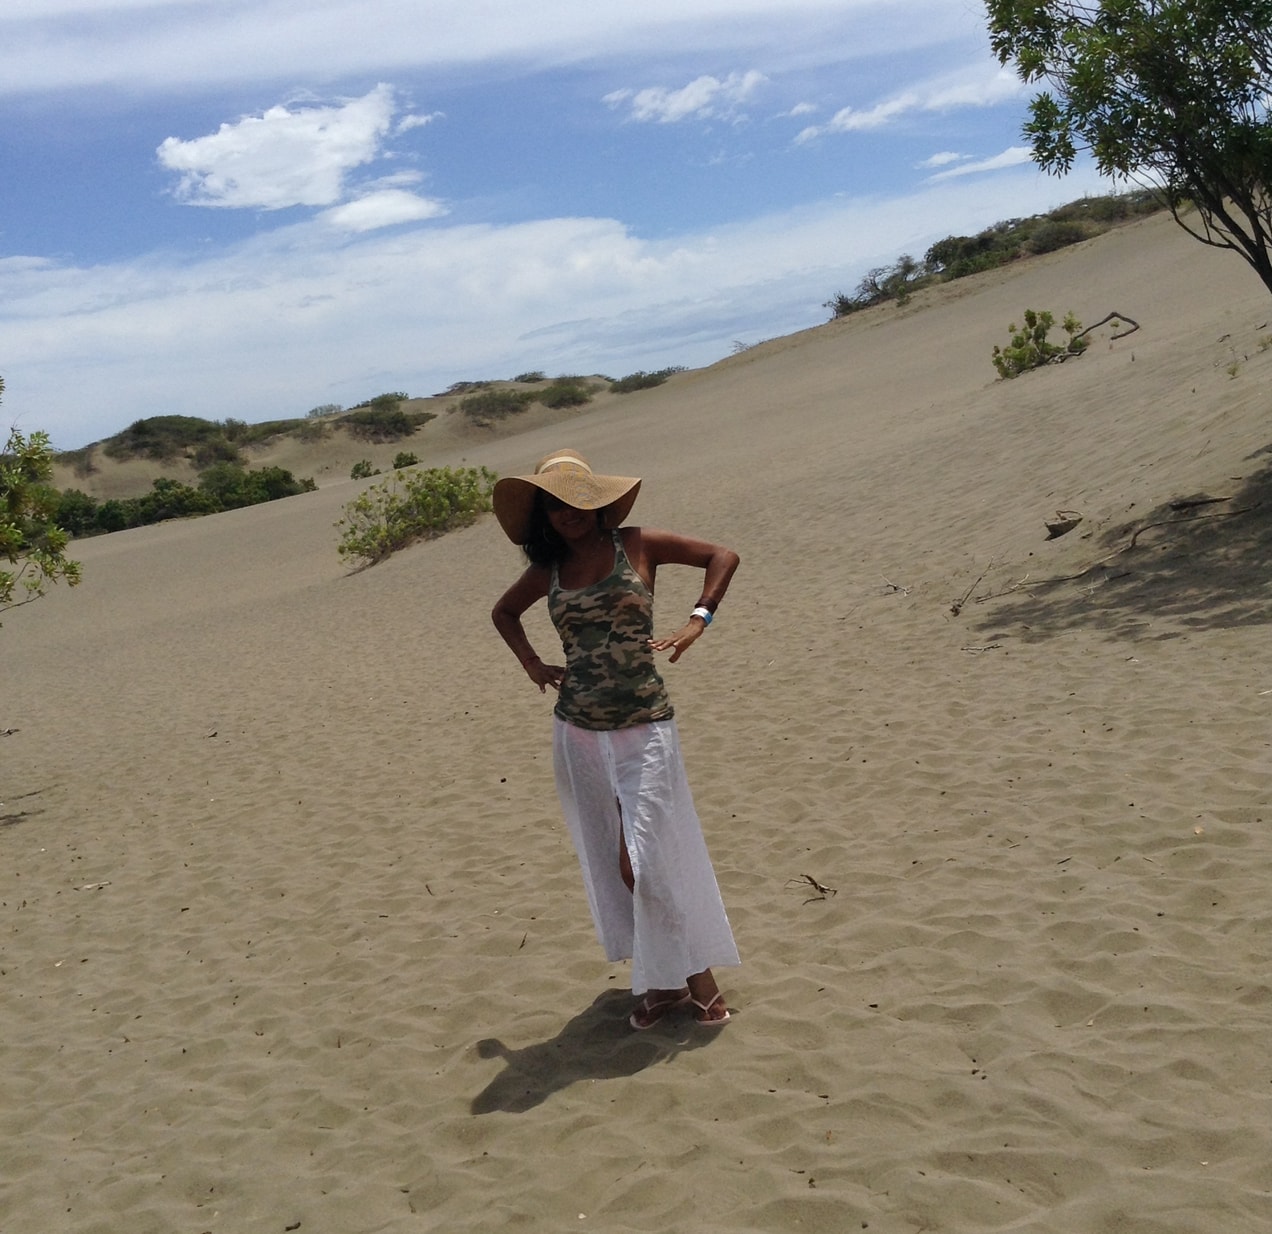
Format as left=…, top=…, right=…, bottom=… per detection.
left=336, top=466, right=497, bottom=566
left=535, top=380, right=593, bottom=409
left=513, top=371, right=546, bottom=383
left=351, top=459, right=379, bottom=480
left=609, top=367, right=685, bottom=394
left=103, top=415, right=225, bottom=462
left=392, top=452, right=420, bottom=469
left=192, top=437, right=245, bottom=469
left=1026, top=220, right=1089, bottom=255
left=198, top=463, right=316, bottom=509
left=992, top=309, right=1089, bottom=379
left=344, top=406, right=420, bottom=441
left=458, top=388, right=534, bottom=424
left=2, top=413, right=82, bottom=622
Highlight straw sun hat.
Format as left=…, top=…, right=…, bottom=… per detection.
left=492, top=449, right=641, bottom=543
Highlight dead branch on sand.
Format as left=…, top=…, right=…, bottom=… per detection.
left=976, top=503, right=1260, bottom=600
left=1071, top=311, right=1141, bottom=344
left=950, top=561, right=993, bottom=616
left=787, top=874, right=838, bottom=903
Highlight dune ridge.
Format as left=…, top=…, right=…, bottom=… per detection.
left=4, top=210, right=1271, bottom=1233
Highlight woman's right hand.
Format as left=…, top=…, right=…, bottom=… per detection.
left=524, top=657, right=565, bottom=693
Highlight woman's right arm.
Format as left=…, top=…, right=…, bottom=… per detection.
left=492, top=566, right=564, bottom=692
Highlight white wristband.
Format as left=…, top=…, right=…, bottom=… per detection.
left=690, top=606, right=714, bottom=626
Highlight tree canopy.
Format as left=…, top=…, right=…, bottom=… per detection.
left=1, top=378, right=82, bottom=625
left=987, top=0, right=1272, bottom=294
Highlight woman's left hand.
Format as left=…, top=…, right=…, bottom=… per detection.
left=649, top=619, right=706, bottom=664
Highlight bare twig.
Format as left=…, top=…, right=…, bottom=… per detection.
left=950, top=561, right=993, bottom=616
left=1071, top=311, right=1141, bottom=344
left=882, top=575, right=911, bottom=596
left=786, top=874, right=838, bottom=902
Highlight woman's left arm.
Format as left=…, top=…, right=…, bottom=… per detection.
left=636, top=527, right=740, bottom=663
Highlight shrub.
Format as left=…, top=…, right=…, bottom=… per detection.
left=513, top=371, right=546, bottom=383
left=344, top=406, right=423, bottom=441
left=103, top=415, right=225, bottom=462
left=609, top=367, right=685, bottom=394
left=308, top=403, right=343, bottom=418
left=534, top=380, right=593, bottom=409
left=992, top=309, right=1089, bottom=378
left=458, top=388, right=534, bottom=424
left=392, top=452, right=420, bottom=469
left=1026, top=220, right=1089, bottom=255
left=2, top=417, right=82, bottom=622
left=336, top=466, right=497, bottom=566
left=351, top=459, right=379, bottom=479
left=192, top=437, right=245, bottom=469
left=198, top=463, right=315, bottom=509
left=53, top=488, right=101, bottom=538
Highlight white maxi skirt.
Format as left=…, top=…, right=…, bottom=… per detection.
left=553, top=716, right=739, bottom=995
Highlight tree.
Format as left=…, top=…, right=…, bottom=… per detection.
left=987, top=0, right=1272, bottom=295
left=1, top=379, right=83, bottom=624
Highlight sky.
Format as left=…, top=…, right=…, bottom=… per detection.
left=0, top=0, right=1113, bottom=450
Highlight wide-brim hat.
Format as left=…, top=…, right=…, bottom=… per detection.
left=492, top=448, right=641, bottom=543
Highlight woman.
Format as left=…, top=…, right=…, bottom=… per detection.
left=490, top=449, right=740, bottom=1028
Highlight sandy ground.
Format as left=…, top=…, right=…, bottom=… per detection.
left=4, top=210, right=1271, bottom=1233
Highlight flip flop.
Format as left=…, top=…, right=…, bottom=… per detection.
left=690, top=991, right=731, bottom=1027
left=629, top=989, right=691, bottom=1031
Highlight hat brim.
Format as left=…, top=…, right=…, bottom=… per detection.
left=493, top=472, right=641, bottom=543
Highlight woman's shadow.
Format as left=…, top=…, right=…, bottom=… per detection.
left=471, top=989, right=719, bottom=1114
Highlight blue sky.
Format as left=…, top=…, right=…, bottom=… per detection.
left=0, top=0, right=1111, bottom=450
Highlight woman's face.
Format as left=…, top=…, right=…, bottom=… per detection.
left=543, top=493, right=600, bottom=543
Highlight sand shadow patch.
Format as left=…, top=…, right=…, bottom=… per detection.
left=471, top=988, right=717, bottom=1114
left=976, top=448, right=1272, bottom=640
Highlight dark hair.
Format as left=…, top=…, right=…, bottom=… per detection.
left=521, top=490, right=603, bottom=567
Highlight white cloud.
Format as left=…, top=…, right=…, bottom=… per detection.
left=2, top=162, right=1112, bottom=449
left=157, top=84, right=399, bottom=210
left=927, top=146, right=1035, bottom=181
left=396, top=112, right=441, bottom=134
left=919, top=151, right=966, bottom=169
left=320, top=190, right=447, bottom=232
left=605, top=70, right=766, bottom=124
left=795, top=65, right=1025, bottom=143
left=0, top=2, right=968, bottom=97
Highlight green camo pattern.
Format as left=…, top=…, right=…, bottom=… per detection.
left=549, top=532, right=674, bottom=731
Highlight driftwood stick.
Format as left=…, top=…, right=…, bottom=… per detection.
left=1071, top=311, right=1141, bottom=344
left=950, top=561, right=993, bottom=616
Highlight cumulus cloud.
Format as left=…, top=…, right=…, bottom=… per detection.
left=605, top=70, right=766, bottom=124
left=795, top=66, right=1023, bottom=143
left=157, top=84, right=400, bottom=210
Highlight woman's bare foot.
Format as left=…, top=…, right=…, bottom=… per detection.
left=686, top=972, right=730, bottom=1026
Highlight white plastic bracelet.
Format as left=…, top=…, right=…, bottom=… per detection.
left=690, top=606, right=714, bottom=626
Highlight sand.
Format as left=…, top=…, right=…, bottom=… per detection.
left=4, top=210, right=1271, bottom=1233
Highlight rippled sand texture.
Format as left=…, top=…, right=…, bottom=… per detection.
left=4, top=211, right=1271, bottom=1233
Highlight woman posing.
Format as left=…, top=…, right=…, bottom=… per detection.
left=491, top=449, right=740, bottom=1028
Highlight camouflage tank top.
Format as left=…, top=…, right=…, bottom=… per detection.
left=549, top=531, right=674, bottom=731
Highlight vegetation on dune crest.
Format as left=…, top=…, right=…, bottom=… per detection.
left=825, top=191, right=1162, bottom=319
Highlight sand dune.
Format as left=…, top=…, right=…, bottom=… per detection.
left=4, top=210, right=1271, bottom=1233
